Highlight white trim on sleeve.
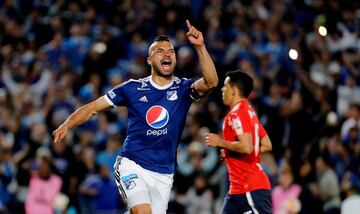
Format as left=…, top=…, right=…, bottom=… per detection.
left=104, top=95, right=116, bottom=107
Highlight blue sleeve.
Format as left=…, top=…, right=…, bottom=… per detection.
left=182, top=78, right=195, bottom=90
left=105, top=81, right=129, bottom=106
left=182, top=78, right=202, bottom=101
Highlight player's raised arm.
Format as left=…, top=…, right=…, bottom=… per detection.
left=52, top=96, right=111, bottom=143
left=186, top=19, right=218, bottom=97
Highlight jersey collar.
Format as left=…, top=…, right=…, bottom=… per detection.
left=231, top=99, right=247, bottom=112
left=149, top=76, right=174, bottom=90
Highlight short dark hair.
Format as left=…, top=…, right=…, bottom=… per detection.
left=148, top=35, right=171, bottom=56
left=226, top=70, right=253, bottom=98
left=154, top=35, right=170, bottom=42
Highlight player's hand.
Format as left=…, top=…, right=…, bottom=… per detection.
left=219, top=149, right=226, bottom=160
left=186, top=19, right=204, bottom=47
left=52, top=125, right=68, bottom=143
left=205, top=133, right=222, bottom=148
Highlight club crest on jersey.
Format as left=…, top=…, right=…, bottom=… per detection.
left=167, top=90, right=178, bottom=101
left=146, top=105, right=169, bottom=129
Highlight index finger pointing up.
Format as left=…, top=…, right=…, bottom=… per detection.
left=186, top=19, right=191, bottom=29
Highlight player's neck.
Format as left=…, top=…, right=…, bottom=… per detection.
left=151, top=74, right=174, bottom=87
left=230, top=97, right=246, bottom=108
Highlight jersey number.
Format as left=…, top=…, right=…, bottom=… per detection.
left=254, top=123, right=260, bottom=156
left=248, top=109, right=260, bottom=156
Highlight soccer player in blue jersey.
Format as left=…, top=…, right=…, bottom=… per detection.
left=53, top=20, right=218, bottom=214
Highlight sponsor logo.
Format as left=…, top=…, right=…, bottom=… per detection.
left=170, top=86, right=180, bottom=90
left=139, top=96, right=148, bottom=102
left=121, top=173, right=138, bottom=190
left=167, top=90, right=178, bottom=101
left=146, top=105, right=169, bottom=129
left=146, top=128, right=167, bottom=136
left=108, top=90, right=116, bottom=99
left=137, top=87, right=150, bottom=91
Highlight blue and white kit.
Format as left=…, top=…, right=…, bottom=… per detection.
left=105, top=76, right=195, bottom=174
left=105, top=76, right=196, bottom=212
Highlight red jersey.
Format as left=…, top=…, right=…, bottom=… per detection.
left=222, top=99, right=271, bottom=194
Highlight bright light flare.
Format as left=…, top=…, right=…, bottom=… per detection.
left=289, top=49, right=298, bottom=60
left=93, top=42, right=107, bottom=54
left=318, top=26, right=327, bottom=36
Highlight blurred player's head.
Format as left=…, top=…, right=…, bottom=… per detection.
left=222, top=70, right=253, bottom=106
left=147, top=35, right=176, bottom=78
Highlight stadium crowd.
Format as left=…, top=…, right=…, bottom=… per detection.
left=0, top=0, right=359, bottom=213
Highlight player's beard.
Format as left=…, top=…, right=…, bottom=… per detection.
left=152, top=63, right=174, bottom=78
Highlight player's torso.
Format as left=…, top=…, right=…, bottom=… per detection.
left=125, top=77, right=192, bottom=138
left=117, top=76, right=194, bottom=173
left=222, top=101, right=260, bottom=161
left=222, top=100, right=270, bottom=193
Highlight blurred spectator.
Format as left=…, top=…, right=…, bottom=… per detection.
left=272, top=163, right=302, bottom=214
left=77, top=146, right=98, bottom=213
left=0, top=147, right=16, bottom=213
left=177, top=174, right=214, bottom=214
left=25, top=147, right=62, bottom=214
left=311, top=155, right=341, bottom=214
left=341, top=104, right=360, bottom=140
left=41, top=31, right=70, bottom=73
left=340, top=172, right=360, bottom=214
left=337, top=77, right=360, bottom=117
left=176, top=140, right=218, bottom=193
left=79, top=164, right=123, bottom=214
left=96, top=134, right=123, bottom=173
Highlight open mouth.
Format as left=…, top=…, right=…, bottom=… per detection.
left=161, top=59, right=172, bottom=69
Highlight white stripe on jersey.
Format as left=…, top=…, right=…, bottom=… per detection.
left=231, top=116, right=243, bottom=135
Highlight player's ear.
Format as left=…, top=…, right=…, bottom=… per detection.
left=147, top=56, right=152, bottom=65
left=232, top=86, right=238, bottom=96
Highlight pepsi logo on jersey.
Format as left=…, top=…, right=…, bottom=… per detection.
left=146, top=105, right=169, bottom=129
left=146, top=105, right=169, bottom=136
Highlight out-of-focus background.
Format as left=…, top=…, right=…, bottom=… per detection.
left=0, top=0, right=359, bottom=214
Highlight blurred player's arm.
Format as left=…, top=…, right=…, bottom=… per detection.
left=260, top=135, right=272, bottom=153
left=185, top=20, right=218, bottom=98
left=53, top=96, right=111, bottom=143
left=205, top=133, right=253, bottom=154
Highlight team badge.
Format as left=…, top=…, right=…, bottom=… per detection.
left=146, top=105, right=169, bottom=129
left=167, top=90, right=178, bottom=101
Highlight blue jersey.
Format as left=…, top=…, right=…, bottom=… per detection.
left=104, top=76, right=195, bottom=174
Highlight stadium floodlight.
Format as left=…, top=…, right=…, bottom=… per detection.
left=318, top=26, right=327, bottom=36
left=93, top=42, right=107, bottom=54
left=289, top=49, right=298, bottom=60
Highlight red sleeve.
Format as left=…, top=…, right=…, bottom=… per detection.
left=229, top=110, right=252, bottom=136
left=259, top=123, right=267, bottom=139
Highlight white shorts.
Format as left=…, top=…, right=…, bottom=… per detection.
left=113, top=156, right=174, bottom=214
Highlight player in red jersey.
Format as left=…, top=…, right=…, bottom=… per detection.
left=205, top=70, right=272, bottom=214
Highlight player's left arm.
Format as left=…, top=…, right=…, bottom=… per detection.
left=259, top=123, right=272, bottom=153
left=260, top=135, right=272, bottom=153
left=205, top=133, right=253, bottom=154
left=185, top=19, right=218, bottom=98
